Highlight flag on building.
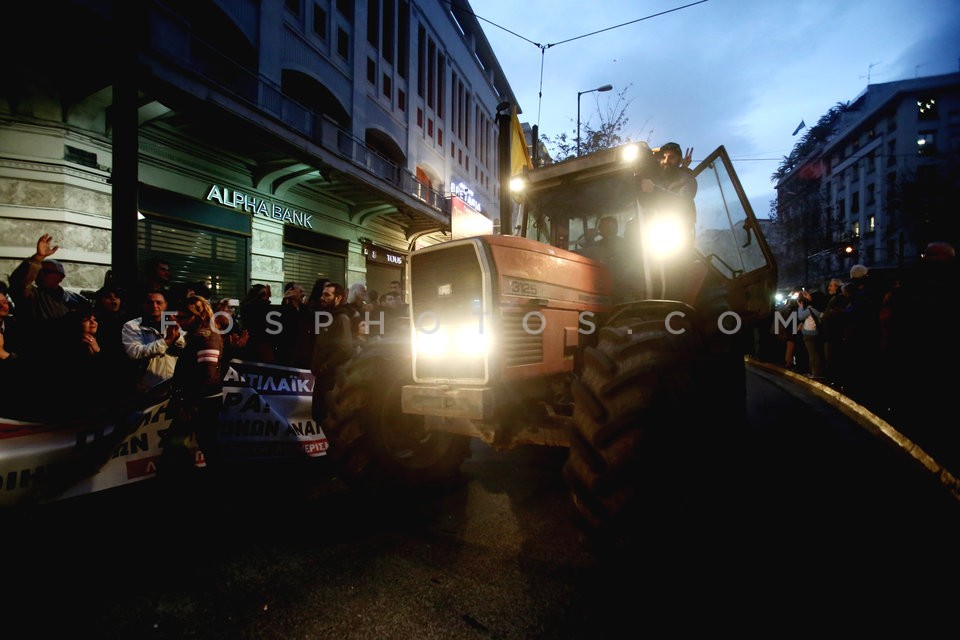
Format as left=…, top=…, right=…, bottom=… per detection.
left=792, top=120, right=806, bottom=136
left=510, top=107, right=533, bottom=175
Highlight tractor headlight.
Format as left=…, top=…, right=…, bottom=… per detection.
left=642, top=214, right=688, bottom=259
left=455, top=325, right=491, bottom=356
left=415, top=323, right=492, bottom=358
left=621, top=143, right=640, bottom=163
left=414, top=328, right=447, bottom=358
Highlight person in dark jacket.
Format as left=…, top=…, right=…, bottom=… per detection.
left=61, top=307, right=115, bottom=418
left=238, top=283, right=277, bottom=363
left=8, top=233, right=90, bottom=360
left=310, top=282, right=354, bottom=422
left=638, top=142, right=698, bottom=255
left=842, top=264, right=884, bottom=408
left=274, top=282, right=311, bottom=367
left=819, top=278, right=849, bottom=384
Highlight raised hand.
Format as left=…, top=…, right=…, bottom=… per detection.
left=681, top=147, right=694, bottom=169
left=36, top=233, right=59, bottom=259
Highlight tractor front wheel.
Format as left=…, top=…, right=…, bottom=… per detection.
left=563, top=304, right=713, bottom=553
left=323, top=342, right=472, bottom=492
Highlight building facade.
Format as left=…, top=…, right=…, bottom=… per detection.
left=773, top=72, right=960, bottom=289
left=0, top=0, right=519, bottom=301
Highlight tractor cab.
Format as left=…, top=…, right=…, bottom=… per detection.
left=512, top=142, right=776, bottom=315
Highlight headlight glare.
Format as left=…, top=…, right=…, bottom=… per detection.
left=415, top=324, right=491, bottom=358
left=644, top=215, right=687, bottom=259
left=455, top=326, right=491, bottom=356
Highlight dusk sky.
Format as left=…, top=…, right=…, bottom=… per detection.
left=474, top=0, right=960, bottom=218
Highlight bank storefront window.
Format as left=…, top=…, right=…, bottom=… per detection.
left=283, top=226, right=348, bottom=288
left=283, top=248, right=346, bottom=288
left=138, top=218, right=249, bottom=301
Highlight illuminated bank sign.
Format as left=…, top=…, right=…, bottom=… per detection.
left=205, top=185, right=314, bottom=229
left=451, top=181, right=482, bottom=213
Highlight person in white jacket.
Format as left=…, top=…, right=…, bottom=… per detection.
left=121, top=290, right=186, bottom=393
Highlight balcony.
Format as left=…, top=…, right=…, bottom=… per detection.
left=144, top=4, right=450, bottom=230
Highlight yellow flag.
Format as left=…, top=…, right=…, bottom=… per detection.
left=510, top=107, right=533, bottom=176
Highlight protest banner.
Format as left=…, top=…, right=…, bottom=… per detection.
left=0, top=361, right=324, bottom=507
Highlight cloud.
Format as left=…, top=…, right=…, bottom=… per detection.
left=479, top=0, right=960, bottom=218
left=887, top=14, right=960, bottom=78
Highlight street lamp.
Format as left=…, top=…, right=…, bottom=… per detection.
left=577, top=83, right=613, bottom=156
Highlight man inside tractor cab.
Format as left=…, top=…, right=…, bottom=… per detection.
left=578, top=215, right=624, bottom=264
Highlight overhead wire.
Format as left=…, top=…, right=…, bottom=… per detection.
left=446, top=0, right=711, bottom=128
left=544, top=1, right=710, bottom=48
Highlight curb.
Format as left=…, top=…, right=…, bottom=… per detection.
left=745, top=356, right=960, bottom=503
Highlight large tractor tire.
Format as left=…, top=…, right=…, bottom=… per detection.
left=563, top=302, right=738, bottom=552
left=323, top=340, right=472, bottom=492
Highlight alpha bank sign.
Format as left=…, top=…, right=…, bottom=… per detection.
left=205, top=184, right=314, bottom=229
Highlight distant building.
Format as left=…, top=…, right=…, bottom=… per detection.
left=773, top=72, right=959, bottom=289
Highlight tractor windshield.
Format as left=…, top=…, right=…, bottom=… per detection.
left=691, top=146, right=772, bottom=279
left=522, top=169, right=639, bottom=253
left=520, top=144, right=774, bottom=283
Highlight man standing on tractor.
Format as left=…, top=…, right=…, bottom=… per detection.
left=655, top=141, right=697, bottom=200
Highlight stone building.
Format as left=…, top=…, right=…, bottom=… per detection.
left=0, top=0, right=519, bottom=301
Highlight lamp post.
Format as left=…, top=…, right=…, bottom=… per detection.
left=577, top=83, right=612, bottom=156
left=496, top=101, right=514, bottom=235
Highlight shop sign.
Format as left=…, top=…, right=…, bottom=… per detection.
left=205, top=184, right=314, bottom=229
left=363, top=243, right=405, bottom=266
left=451, top=181, right=482, bottom=213
left=450, top=196, right=493, bottom=240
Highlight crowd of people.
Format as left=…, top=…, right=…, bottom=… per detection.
left=764, top=241, right=958, bottom=470
left=0, top=233, right=412, bottom=477
left=4, top=228, right=956, bottom=474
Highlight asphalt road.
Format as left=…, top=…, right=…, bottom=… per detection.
left=5, top=367, right=960, bottom=637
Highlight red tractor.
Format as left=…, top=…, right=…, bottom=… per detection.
left=324, top=142, right=777, bottom=546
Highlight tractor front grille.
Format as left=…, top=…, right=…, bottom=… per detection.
left=500, top=307, right=543, bottom=367
left=410, top=242, right=487, bottom=382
